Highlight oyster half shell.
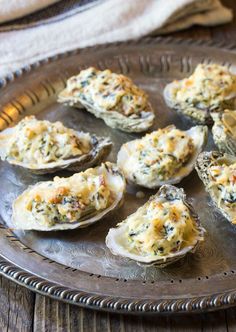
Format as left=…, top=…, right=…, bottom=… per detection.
left=106, top=185, right=205, bottom=268
left=212, top=110, right=236, bottom=155
left=117, top=125, right=208, bottom=188
left=12, top=162, right=126, bottom=231
left=0, top=116, right=112, bottom=174
left=58, top=67, right=155, bottom=133
left=163, top=64, right=236, bottom=124
left=195, top=151, right=236, bottom=225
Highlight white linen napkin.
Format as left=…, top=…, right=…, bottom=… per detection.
left=0, top=0, right=232, bottom=77
left=0, top=0, right=60, bottom=23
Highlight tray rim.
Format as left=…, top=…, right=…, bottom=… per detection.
left=1, top=37, right=236, bottom=315
left=1, top=253, right=236, bottom=315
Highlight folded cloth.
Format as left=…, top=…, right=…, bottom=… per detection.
left=0, top=0, right=233, bottom=77
left=0, top=0, right=61, bottom=23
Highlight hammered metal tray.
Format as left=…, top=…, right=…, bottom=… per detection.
left=0, top=38, right=236, bottom=315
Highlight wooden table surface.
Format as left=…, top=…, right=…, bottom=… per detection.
left=1, top=0, right=236, bottom=331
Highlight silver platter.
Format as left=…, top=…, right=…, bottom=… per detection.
left=0, top=38, right=236, bottom=314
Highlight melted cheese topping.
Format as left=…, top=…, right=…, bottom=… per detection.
left=65, top=67, right=149, bottom=116
left=5, top=116, right=91, bottom=165
left=124, top=198, right=197, bottom=257
left=172, top=64, right=236, bottom=110
left=124, top=126, right=193, bottom=182
left=209, top=162, right=236, bottom=223
left=26, top=167, right=113, bottom=226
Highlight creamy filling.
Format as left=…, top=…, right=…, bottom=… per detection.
left=25, top=167, right=113, bottom=226
left=65, top=67, right=149, bottom=116
left=171, top=64, right=236, bottom=110
left=124, top=126, right=194, bottom=182
left=5, top=116, right=91, bottom=165
left=124, top=198, right=198, bottom=257
left=209, top=162, right=236, bottom=222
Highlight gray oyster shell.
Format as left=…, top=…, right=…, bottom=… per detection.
left=212, top=110, right=236, bottom=156
left=106, top=185, right=205, bottom=268
left=117, top=125, right=208, bottom=189
left=0, top=126, right=112, bottom=175
left=195, top=151, right=236, bottom=225
left=163, top=80, right=236, bottom=125
left=12, top=162, right=126, bottom=231
left=58, top=88, right=155, bottom=133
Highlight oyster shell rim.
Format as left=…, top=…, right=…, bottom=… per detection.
left=12, top=162, right=126, bottom=231
left=117, top=125, right=208, bottom=189
left=58, top=88, right=155, bottom=133
left=0, top=125, right=113, bottom=175
left=163, top=79, right=236, bottom=125
left=211, top=110, right=236, bottom=156
left=106, top=184, right=205, bottom=268
left=195, top=150, right=236, bottom=225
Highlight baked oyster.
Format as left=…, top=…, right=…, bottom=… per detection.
left=106, top=185, right=205, bottom=267
left=58, top=67, right=155, bottom=133
left=212, top=110, right=236, bottom=155
left=117, top=125, right=208, bottom=188
left=12, top=162, right=126, bottom=231
left=196, top=151, right=236, bottom=225
left=164, top=64, right=236, bottom=124
left=0, top=116, right=112, bottom=174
